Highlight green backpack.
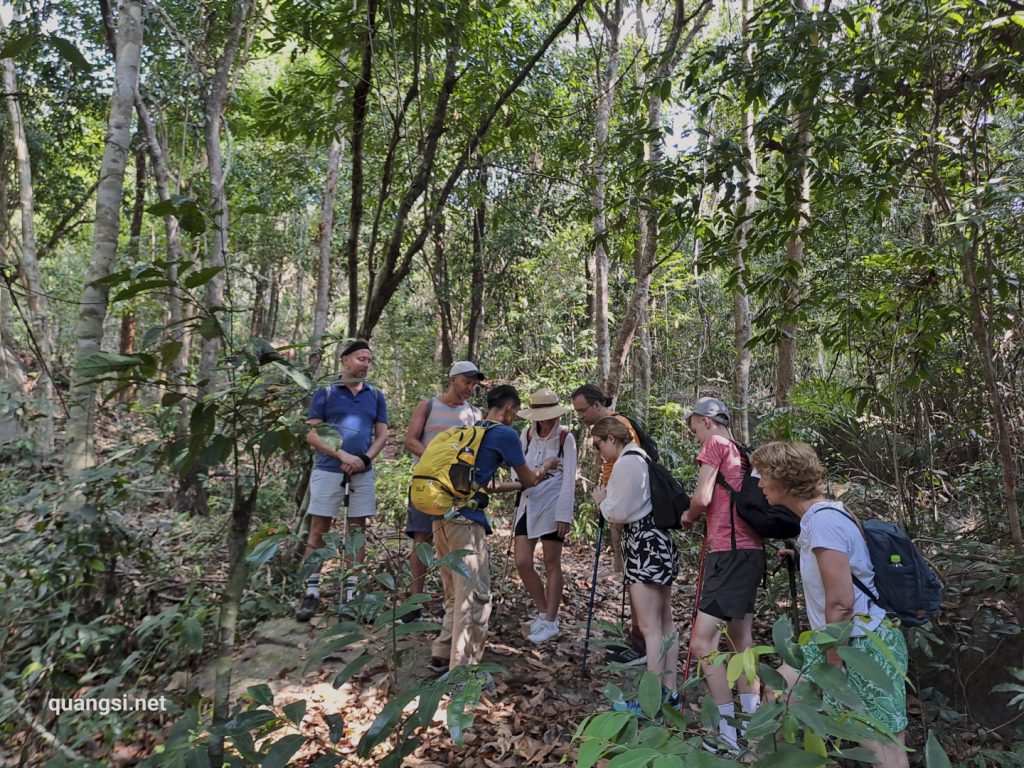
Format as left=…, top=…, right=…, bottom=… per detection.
left=409, top=423, right=496, bottom=515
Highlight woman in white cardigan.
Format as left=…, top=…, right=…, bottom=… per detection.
left=512, top=390, right=578, bottom=644
left=590, top=416, right=679, bottom=713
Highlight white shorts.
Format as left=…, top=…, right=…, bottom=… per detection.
left=308, top=468, right=377, bottom=519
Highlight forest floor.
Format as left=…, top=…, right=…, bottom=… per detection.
left=181, top=521, right=703, bottom=766
left=166, top=513, right=947, bottom=768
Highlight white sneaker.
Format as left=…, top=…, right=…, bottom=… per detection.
left=527, top=619, right=559, bottom=644
left=529, top=614, right=546, bottom=635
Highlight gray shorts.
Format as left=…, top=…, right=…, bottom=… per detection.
left=308, top=468, right=376, bottom=519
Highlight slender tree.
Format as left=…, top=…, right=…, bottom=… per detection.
left=2, top=21, right=54, bottom=451
left=64, top=0, right=143, bottom=475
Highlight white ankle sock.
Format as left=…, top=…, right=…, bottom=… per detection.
left=740, top=692, right=759, bottom=714
left=345, top=576, right=357, bottom=602
left=305, top=574, right=320, bottom=598
left=718, top=702, right=738, bottom=748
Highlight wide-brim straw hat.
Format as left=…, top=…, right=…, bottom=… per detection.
left=517, top=389, right=570, bottom=421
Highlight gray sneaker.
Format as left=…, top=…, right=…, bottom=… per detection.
left=295, top=594, right=319, bottom=622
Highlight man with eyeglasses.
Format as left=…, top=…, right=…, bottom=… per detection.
left=570, top=383, right=653, bottom=666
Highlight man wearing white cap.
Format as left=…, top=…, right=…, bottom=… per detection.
left=681, top=396, right=763, bottom=751
left=402, top=362, right=484, bottom=623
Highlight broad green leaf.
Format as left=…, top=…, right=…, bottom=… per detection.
left=836, top=645, right=893, bottom=690
left=607, top=747, right=660, bottom=767
left=246, top=684, right=273, bottom=707
left=247, top=535, right=286, bottom=567
left=184, top=266, right=225, bottom=289
left=324, top=712, right=344, bottom=743
left=282, top=699, right=306, bottom=726
left=182, top=616, right=203, bottom=652
left=755, top=743, right=830, bottom=768
left=803, top=729, right=827, bottom=756
left=47, top=36, right=92, bottom=70
left=260, top=734, right=305, bottom=768
left=112, top=278, right=176, bottom=302
left=584, top=711, right=631, bottom=741
left=0, top=34, right=38, bottom=59
left=577, top=739, right=605, bottom=768
left=925, top=730, right=952, bottom=768
left=331, top=653, right=375, bottom=688
left=639, top=670, right=662, bottom=717
left=76, top=352, right=146, bottom=378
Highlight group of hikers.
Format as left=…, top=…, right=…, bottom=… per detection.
left=291, top=339, right=910, bottom=766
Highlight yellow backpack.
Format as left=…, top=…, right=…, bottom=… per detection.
left=409, top=423, right=496, bottom=515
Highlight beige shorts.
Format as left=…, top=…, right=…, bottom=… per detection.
left=307, top=468, right=376, bottom=518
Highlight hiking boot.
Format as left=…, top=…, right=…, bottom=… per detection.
left=527, top=619, right=560, bottom=644
left=294, top=594, right=319, bottom=622
left=428, top=656, right=450, bottom=674
left=605, top=643, right=647, bottom=666
left=397, top=607, right=422, bottom=624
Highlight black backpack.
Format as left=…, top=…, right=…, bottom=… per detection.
left=715, top=443, right=800, bottom=544
left=622, top=414, right=660, bottom=465
left=624, top=450, right=689, bottom=530
left=826, top=507, right=943, bottom=627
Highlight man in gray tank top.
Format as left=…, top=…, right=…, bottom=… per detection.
left=402, top=361, right=484, bottom=623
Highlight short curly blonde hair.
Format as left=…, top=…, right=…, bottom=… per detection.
left=749, top=441, right=826, bottom=500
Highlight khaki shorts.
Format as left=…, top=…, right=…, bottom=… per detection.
left=308, top=468, right=376, bottom=518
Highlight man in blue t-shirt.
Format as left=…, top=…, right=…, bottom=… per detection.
left=429, top=385, right=561, bottom=672
left=295, top=340, right=389, bottom=622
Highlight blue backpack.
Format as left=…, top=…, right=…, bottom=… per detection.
left=830, top=507, right=943, bottom=627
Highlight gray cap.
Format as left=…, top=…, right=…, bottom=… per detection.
left=687, top=396, right=730, bottom=426
left=449, top=361, right=484, bottom=380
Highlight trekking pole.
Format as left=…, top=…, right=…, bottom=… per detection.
left=784, top=539, right=800, bottom=632
left=581, top=517, right=605, bottom=675
left=682, top=535, right=708, bottom=681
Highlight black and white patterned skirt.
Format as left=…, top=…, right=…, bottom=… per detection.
left=621, top=514, right=678, bottom=586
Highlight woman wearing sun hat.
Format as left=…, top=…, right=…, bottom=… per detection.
left=511, top=389, right=578, bottom=644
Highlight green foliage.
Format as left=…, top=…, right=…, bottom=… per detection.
left=573, top=617, right=947, bottom=766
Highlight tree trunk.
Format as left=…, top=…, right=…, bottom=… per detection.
left=427, top=217, right=456, bottom=369
left=731, top=0, right=758, bottom=444
left=605, top=0, right=709, bottom=399
left=2, top=39, right=54, bottom=451
left=590, top=0, right=622, bottom=386
left=466, top=157, right=486, bottom=363
left=198, top=0, right=251, bottom=392
left=117, top=138, right=146, bottom=403
left=310, top=128, right=344, bottom=377
left=774, top=0, right=815, bottom=415
left=345, top=0, right=378, bottom=339
left=64, top=0, right=143, bottom=476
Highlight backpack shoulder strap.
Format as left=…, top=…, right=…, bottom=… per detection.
left=557, top=427, right=568, bottom=458
left=811, top=505, right=880, bottom=604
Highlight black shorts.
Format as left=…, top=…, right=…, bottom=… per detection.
left=698, top=549, right=765, bottom=621
left=514, top=512, right=565, bottom=542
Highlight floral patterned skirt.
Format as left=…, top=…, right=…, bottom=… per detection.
left=621, top=514, right=678, bottom=586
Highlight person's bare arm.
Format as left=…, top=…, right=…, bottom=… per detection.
left=512, top=457, right=560, bottom=490
left=403, top=399, right=431, bottom=456
left=816, top=547, right=856, bottom=668
left=682, top=461, right=718, bottom=525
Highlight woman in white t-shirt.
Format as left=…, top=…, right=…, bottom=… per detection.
left=750, top=441, right=909, bottom=768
